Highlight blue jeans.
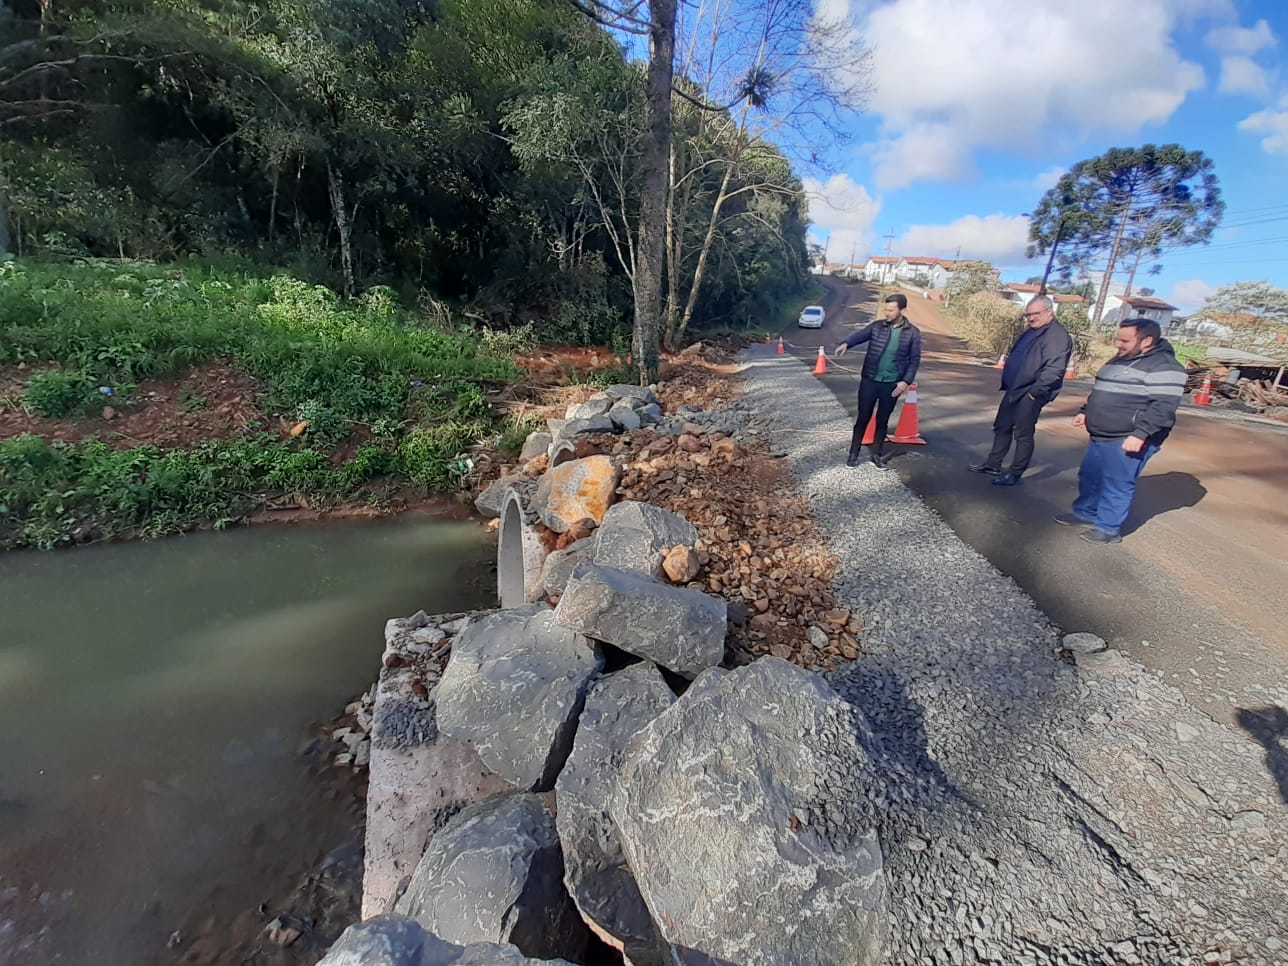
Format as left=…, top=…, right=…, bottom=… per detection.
left=1072, top=438, right=1159, bottom=536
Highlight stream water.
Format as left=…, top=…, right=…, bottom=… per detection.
left=0, top=514, right=496, bottom=964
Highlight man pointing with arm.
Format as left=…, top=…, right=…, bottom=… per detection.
left=835, top=293, right=923, bottom=470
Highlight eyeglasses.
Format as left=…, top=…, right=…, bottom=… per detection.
left=1023, top=311, right=1046, bottom=319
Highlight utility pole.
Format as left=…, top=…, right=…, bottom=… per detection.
left=848, top=238, right=857, bottom=278
left=883, top=230, right=895, bottom=258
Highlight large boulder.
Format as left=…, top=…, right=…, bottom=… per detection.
left=474, top=473, right=523, bottom=519
left=394, top=794, right=591, bottom=962
left=593, top=501, right=698, bottom=580
left=539, top=538, right=598, bottom=598
left=554, top=564, right=725, bottom=678
left=607, top=404, right=642, bottom=432
left=565, top=397, right=615, bottom=421
left=437, top=606, right=603, bottom=791
left=519, top=432, right=553, bottom=463
left=533, top=455, right=621, bottom=534
left=318, top=916, right=574, bottom=966
left=612, top=658, right=888, bottom=965
left=604, top=384, right=658, bottom=407
left=556, top=665, right=676, bottom=964
left=557, top=414, right=616, bottom=439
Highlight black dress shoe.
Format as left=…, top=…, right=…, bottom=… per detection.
left=871, top=452, right=890, bottom=470
left=846, top=450, right=862, bottom=467
left=991, top=471, right=1022, bottom=486
left=968, top=463, right=1000, bottom=475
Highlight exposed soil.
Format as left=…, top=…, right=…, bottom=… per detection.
left=0, top=361, right=280, bottom=449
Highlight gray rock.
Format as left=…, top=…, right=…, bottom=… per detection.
left=1174, top=721, right=1200, bottom=741
left=593, top=500, right=698, bottom=580
left=474, top=474, right=523, bottom=519
left=1073, top=648, right=1132, bottom=675
left=556, top=664, right=676, bottom=965
left=566, top=397, right=615, bottom=421
left=638, top=403, right=663, bottom=425
left=607, top=404, right=642, bottom=432
left=612, top=658, right=887, bottom=965
left=555, top=564, right=726, bottom=678
left=1060, top=632, right=1107, bottom=655
left=605, top=384, right=658, bottom=406
left=539, top=538, right=598, bottom=597
left=519, top=432, right=552, bottom=463
left=807, top=625, right=829, bottom=650
left=1228, top=809, right=1265, bottom=831
left=546, top=418, right=567, bottom=437
left=318, top=916, right=576, bottom=965
left=437, top=606, right=603, bottom=791
left=394, top=795, right=590, bottom=962
left=558, top=415, right=616, bottom=439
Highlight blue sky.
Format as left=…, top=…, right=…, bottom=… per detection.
left=796, top=0, right=1288, bottom=310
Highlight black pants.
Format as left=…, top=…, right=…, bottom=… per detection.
left=985, top=392, right=1042, bottom=474
left=850, top=380, right=899, bottom=457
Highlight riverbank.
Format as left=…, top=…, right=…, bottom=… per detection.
left=0, top=258, right=641, bottom=551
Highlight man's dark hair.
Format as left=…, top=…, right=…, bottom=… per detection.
left=1120, top=317, right=1162, bottom=345
left=885, top=293, right=908, bottom=309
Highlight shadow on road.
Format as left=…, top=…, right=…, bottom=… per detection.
left=1235, top=705, right=1288, bottom=805
left=1122, top=472, right=1208, bottom=537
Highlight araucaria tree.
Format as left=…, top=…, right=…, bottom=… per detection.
left=1027, top=145, right=1224, bottom=324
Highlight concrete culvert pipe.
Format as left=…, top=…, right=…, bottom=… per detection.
left=547, top=438, right=578, bottom=469
left=497, top=487, right=549, bottom=608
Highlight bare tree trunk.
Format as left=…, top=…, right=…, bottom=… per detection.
left=1092, top=193, right=1133, bottom=327
left=632, top=0, right=677, bottom=385
left=0, top=184, right=11, bottom=255
left=674, top=162, right=735, bottom=347
left=326, top=159, right=355, bottom=298
left=268, top=168, right=279, bottom=244
left=663, top=142, right=682, bottom=343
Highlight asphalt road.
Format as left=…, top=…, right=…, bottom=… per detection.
left=780, top=276, right=1288, bottom=729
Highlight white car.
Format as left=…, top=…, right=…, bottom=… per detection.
left=798, top=305, right=825, bottom=328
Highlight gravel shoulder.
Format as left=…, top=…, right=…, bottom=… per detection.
left=738, top=344, right=1288, bottom=966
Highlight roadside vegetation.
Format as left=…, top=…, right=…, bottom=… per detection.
left=0, top=258, right=536, bottom=549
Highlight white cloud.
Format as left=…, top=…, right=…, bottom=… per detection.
left=1030, top=166, right=1067, bottom=190
left=1205, top=18, right=1276, bottom=54
left=1169, top=278, right=1218, bottom=310
left=803, top=173, right=882, bottom=261
left=845, top=0, right=1207, bottom=189
left=1239, top=95, right=1288, bottom=155
left=1218, top=55, right=1273, bottom=96
left=896, top=213, right=1031, bottom=265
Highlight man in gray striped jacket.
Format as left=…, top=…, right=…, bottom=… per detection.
left=1055, top=317, right=1187, bottom=544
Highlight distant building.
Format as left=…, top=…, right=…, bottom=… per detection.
left=862, top=256, right=899, bottom=284
left=1102, top=294, right=1177, bottom=329
left=1000, top=282, right=1085, bottom=317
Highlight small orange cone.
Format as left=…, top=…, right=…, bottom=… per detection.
left=777, top=336, right=785, bottom=354
left=813, top=345, right=827, bottom=376
left=1064, top=359, right=1077, bottom=379
left=888, top=384, right=926, bottom=444
left=860, top=413, right=877, bottom=445
left=1193, top=374, right=1212, bottom=406
left=994, top=353, right=1007, bottom=370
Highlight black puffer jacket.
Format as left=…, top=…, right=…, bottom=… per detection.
left=998, top=320, right=1073, bottom=405
left=1082, top=339, right=1187, bottom=446
left=841, top=320, right=923, bottom=384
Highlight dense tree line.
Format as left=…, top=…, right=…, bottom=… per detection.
left=0, top=0, right=813, bottom=345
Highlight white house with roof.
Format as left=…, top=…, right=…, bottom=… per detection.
left=895, top=257, right=940, bottom=283
left=926, top=259, right=958, bottom=289
left=1102, top=294, right=1178, bottom=328
left=999, top=282, right=1085, bottom=317
left=863, top=256, right=899, bottom=284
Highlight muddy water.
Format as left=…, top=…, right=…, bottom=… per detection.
left=0, top=515, right=496, bottom=964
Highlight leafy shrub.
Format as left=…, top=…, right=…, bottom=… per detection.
left=397, top=420, right=491, bottom=492
left=22, top=370, right=96, bottom=417
left=954, top=292, right=1024, bottom=359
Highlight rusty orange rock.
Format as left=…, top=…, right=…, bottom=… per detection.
left=662, top=545, right=701, bottom=584
left=534, top=455, right=621, bottom=533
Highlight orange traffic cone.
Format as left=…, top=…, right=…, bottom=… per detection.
left=1193, top=374, right=1212, bottom=406
left=1064, top=359, right=1077, bottom=379
left=888, top=384, right=926, bottom=444
left=813, top=345, right=827, bottom=376
left=777, top=336, right=785, bottom=354
left=860, top=413, right=877, bottom=445
left=994, top=353, right=1007, bottom=369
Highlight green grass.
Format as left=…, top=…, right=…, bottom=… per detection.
left=699, top=279, right=829, bottom=342
left=1171, top=343, right=1208, bottom=365
left=0, top=256, right=526, bottom=549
